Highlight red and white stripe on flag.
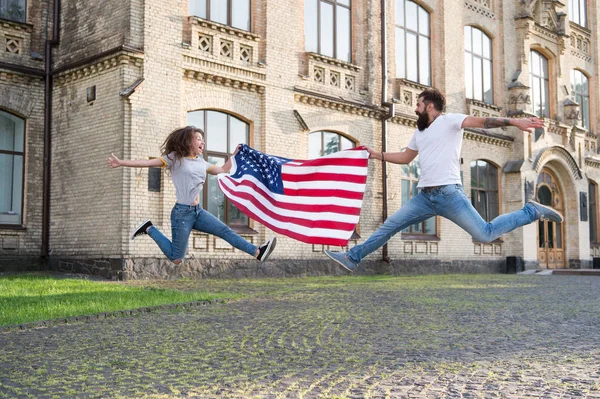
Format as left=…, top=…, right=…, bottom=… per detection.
left=217, top=146, right=370, bottom=246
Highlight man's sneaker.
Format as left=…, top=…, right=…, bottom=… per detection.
left=527, top=201, right=564, bottom=223
left=131, top=219, right=153, bottom=240
left=257, top=237, right=277, bottom=262
left=325, top=250, right=357, bottom=272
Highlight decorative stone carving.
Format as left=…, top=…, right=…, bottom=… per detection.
left=507, top=81, right=531, bottom=115
left=563, top=98, right=580, bottom=126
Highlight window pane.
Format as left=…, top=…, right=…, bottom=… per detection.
left=395, top=27, right=405, bottom=78
left=472, top=28, right=482, bottom=55
left=582, top=96, right=590, bottom=130
left=531, top=51, right=540, bottom=76
left=401, top=164, right=410, bottom=178
left=341, top=136, right=353, bottom=150
left=465, top=53, right=473, bottom=99
left=210, top=0, right=228, bottom=24
left=473, top=56, right=483, bottom=101
left=405, top=1, right=417, bottom=31
left=406, top=32, right=418, bottom=82
left=187, top=110, right=205, bottom=131
left=320, top=2, right=334, bottom=57
left=189, top=0, right=207, bottom=17
left=395, top=0, right=404, bottom=26
left=229, top=116, right=248, bottom=153
left=580, top=0, right=587, bottom=27
left=232, top=0, right=250, bottom=30
left=207, top=156, right=226, bottom=221
left=542, top=78, right=550, bottom=117
left=323, top=131, right=339, bottom=155
left=305, top=0, right=318, bottom=52
left=418, top=36, right=430, bottom=85
left=228, top=201, right=248, bottom=225
left=464, top=26, right=472, bottom=51
left=336, top=5, right=351, bottom=62
left=532, top=76, right=541, bottom=117
left=206, top=111, right=228, bottom=152
left=401, top=179, right=410, bottom=204
left=0, top=0, right=26, bottom=22
left=309, top=132, right=322, bottom=159
left=337, top=0, right=350, bottom=6
left=0, top=111, right=25, bottom=152
left=572, top=0, right=580, bottom=23
left=424, top=217, right=436, bottom=234
left=0, top=154, right=23, bottom=225
left=488, top=192, right=499, bottom=220
left=482, top=33, right=491, bottom=59
left=418, top=6, right=429, bottom=35
left=483, top=59, right=493, bottom=104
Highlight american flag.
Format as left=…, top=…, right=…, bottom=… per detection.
left=217, top=144, right=370, bottom=246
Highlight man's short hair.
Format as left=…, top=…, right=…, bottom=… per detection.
left=418, top=89, right=445, bottom=112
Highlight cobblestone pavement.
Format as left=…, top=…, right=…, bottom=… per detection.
left=1, top=274, right=600, bottom=399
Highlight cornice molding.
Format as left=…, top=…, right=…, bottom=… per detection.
left=464, top=129, right=513, bottom=148
left=54, top=51, right=144, bottom=86
left=184, top=68, right=265, bottom=93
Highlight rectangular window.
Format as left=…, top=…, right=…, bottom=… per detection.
left=0, top=0, right=26, bottom=23
left=305, top=0, right=352, bottom=62
left=590, top=183, right=598, bottom=244
left=188, top=0, right=251, bottom=31
left=569, top=0, right=587, bottom=27
left=395, top=0, right=430, bottom=85
left=0, top=111, right=25, bottom=226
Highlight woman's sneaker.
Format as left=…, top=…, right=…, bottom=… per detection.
left=257, top=237, right=277, bottom=262
left=131, top=219, right=153, bottom=240
left=527, top=201, right=564, bottom=223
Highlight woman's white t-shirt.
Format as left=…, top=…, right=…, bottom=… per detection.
left=406, top=113, right=468, bottom=188
left=160, top=153, right=214, bottom=205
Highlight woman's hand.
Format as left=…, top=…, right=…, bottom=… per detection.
left=108, top=153, right=121, bottom=168
left=364, top=146, right=381, bottom=160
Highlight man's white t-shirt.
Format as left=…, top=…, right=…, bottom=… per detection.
left=406, top=113, right=468, bottom=188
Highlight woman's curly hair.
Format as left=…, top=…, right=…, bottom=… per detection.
left=160, top=126, right=203, bottom=165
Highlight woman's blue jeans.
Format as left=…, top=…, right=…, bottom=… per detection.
left=147, top=203, right=257, bottom=262
left=347, top=184, right=539, bottom=264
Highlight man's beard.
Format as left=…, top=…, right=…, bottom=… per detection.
left=416, top=110, right=430, bottom=131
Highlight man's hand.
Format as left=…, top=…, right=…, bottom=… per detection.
left=107, top=153, right=121, bottom=168
left=510, top=117, right=545, bottom=133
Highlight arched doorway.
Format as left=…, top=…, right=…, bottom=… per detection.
left=536, top=168, right=565, bottom=268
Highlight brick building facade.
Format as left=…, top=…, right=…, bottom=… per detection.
left=1, top=0, right=599, bottom=279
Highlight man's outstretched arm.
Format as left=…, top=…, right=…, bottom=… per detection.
left=462, top=116, right=544, bottom=132
left=365, top=147, right=418, bottom=165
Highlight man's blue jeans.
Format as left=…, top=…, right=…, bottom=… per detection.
left=147, top=203, right=257, bottom=262
left=347, top=184, right=538, bottom=264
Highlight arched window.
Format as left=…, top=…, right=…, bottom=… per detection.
left=188, top=0, right=251, bottom=31
left=0, top=110, right=25, bottom=226
left=304, top=0, right=352, bottom=62
left=529, top=51, right=550, bottom=118
left=187, top=110, right=250, bottom=227
left=569, top=0, right=587, bottom=27
left=395, top=0, right=430, bottom=85
left=590, top=181, right=598, bottom=244
left=464, top=26, right=493, bottom=104
left=308, top=131, right=354, bottom=159
left=571, top=70, right=590, bottom=131
left=401, top=160, right=436, bottom=236
left=0, top=0, right=25, bottom=23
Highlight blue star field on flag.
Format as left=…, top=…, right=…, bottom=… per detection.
left=230, top=144, right=292, bottom=195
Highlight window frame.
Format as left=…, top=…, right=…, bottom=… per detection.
left=0, top=0, right=27, bottom=23
left=305, top=0, right=353, bottom=62
left=529, top=50, right=550, bottom=118
left=308, top=130, right=355, bottom=159
left=0, top=109, right=26, bottom=229
left=569, top=0, right=587, bottom=27
left=188, top=0, right=251, bottom=31
left=571, top=69, right=590, bottom=131
left=187, top=109, right=253, bottom=232
left=394, top=0, right=431, bottom=86
left=400, top=160, right=438, bottom=239
left=464, top=26, right=494, bottom=105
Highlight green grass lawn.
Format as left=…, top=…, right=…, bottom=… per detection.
left=0, top=273, right=233, bottom=327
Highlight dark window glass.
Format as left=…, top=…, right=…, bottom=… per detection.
left=0, top=0, right=26, bottom=23
left=308, top=131, right=355, bottom=159
left=305, top=0, right=352, bottom=62
left=0, top=110, right=25, bottom=226
left=395, top=0, right=430, bottom=85
left=187, top=110, right=250, bottom=226
left=470, top=160, right=499, bottom=222
left=188, top=0, right=251, bottom=31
